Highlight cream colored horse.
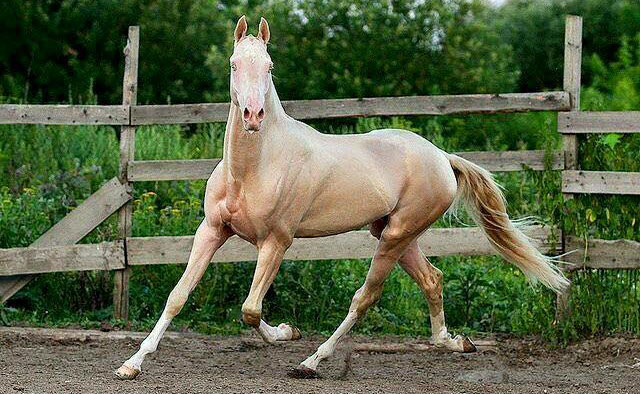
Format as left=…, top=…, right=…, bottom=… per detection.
left=115, top=16, right=568, bottom=380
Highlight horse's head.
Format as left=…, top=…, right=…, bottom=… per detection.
left=230, top=16, right=272, bottom=133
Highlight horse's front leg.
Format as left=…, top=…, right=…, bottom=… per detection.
left=115, top=217, right=232, bottom=380
left=242, top=235, right=301, bottom=343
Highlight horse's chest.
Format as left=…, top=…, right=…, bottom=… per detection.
left=219, top=189, right=276, bottom=243
left=219, top=197, right=255, bottom=241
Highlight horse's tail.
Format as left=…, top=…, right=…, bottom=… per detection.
left=447, top=154, right=569, bottom=293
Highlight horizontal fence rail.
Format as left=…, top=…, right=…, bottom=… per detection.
left=559, top=112, right=640, bottom=134
left=127, top=225, right=558, bottom=266
left=127, top=150, right=564, bottom=182
left=0, top=92, right=570, bottom=126
left=128, top=159, right=221, bottom=181
left=562, top=170, right=640, bottom=195
left=0, top=105, right=129, bottom=125
left=7, top=229, right=640, bottom=275
left=131, top=92, right=570, bottom=124
left=565, top=237, right=640, bottom=270
left=0, top=242, right=125, bottom=275
left=0, top=226, right=556, bottom=276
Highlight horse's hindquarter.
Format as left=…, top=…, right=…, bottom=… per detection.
left=296, top=130, right=437, bottom=237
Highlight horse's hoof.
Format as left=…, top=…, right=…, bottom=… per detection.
left=461, top=336, right=477, bottom=353
left=288, top=365, right=320, bottom=379
left=289, top=324, right=302, bottom=341
left=277, top=323, right=303, bottom=341
left=114, top=363, right=141, bottom=380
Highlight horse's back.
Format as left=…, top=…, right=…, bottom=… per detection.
left=296, top=128, right=456, bottom=237
left=357, top=128, right=455, bottom=185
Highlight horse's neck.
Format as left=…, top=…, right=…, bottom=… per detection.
left=223, top=80, right=289, bottom=183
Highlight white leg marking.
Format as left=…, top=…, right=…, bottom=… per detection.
left=123, top=312, right=171, bottom=371
left=256, top=320, right=299, bottom=343
left=430, top=310, right=468, bottom=351
left=300, top=311, right=357, bottom=371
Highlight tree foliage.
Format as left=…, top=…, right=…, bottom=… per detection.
left=495, top=0, right=640, bottom=92
left=1, top=0, right=517, bottom=104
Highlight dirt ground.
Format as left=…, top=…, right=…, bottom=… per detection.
left=1, top=327, right=639, bottom=394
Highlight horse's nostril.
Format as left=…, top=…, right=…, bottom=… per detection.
left=257, top=108, right=265, bottom=120
left=243, top=108, right=250, bottom=120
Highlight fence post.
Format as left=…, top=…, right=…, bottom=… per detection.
left=557, top=15, right=582, bottom=320
left=113, top=26, right=140, bottom=321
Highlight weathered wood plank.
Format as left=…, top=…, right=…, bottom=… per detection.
left=130, top=91, right=570, bottom=125
left=563, top=16, right=582, bottom=114
left=128, top=159, right=221, bottom=181
left=561, top=14, right=582, bottom=178
left=127, top=150, right=563, bottom=182
left=562, top=170, right=640, bottom=195
left=455, top=150, right=563, bottom=172
left=283, top=92, right=571, bottom=119
left=0, top=242, right=125, bottom=276
left=557, top=15, right=583, bottom=319
left=127, top=225, right=556, bottom=265
left=0, top=177, right=131, bottom=303
left=0, top=92, right=569, bottom=126
left=565, top=237, right=640, bottom=270
left=0, top=105, right=129, bottom=125
left=114, top=26, right=140, bottom=321
left=131, top=103, right=229, bottom=124
left=33, top=178, right=131, bottom=247
left=558, top=112, right=640, bottom=134
left=351, top=340, right=496, bottom=353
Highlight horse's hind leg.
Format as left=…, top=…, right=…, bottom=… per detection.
left=289, top=217, right=414, bottom=378
left=399, top=241, right=476, bottom=352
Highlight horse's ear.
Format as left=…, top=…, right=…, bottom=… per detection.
left=234, top=15, right=248, bottom=43
left=258, top=17, right=270, bottom=44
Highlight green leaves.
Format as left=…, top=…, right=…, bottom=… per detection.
left=599, top=133, right=621, bottom=150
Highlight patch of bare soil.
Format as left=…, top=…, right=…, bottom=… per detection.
left=1, top=327, right=639, bottom=394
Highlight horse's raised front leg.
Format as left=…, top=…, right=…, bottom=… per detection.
left=290, top=225, right=412, bottom=378
left=242, top=235, right=301, bottom=343
left=115, top=218, right=232, bottom=380
left=399, top=241, right=476, bottom=353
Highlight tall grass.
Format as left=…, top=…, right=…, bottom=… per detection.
left=0, top=114, right=638, bottom=343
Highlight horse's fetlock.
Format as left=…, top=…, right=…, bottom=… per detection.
left=316, top=343, right=331, bottom=357
left=241, top=305, right=261, bottom=327
left=140, top=339, right=157, bottom=354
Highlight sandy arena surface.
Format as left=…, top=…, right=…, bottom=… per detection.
left=1, top=327, right=639, bottom=393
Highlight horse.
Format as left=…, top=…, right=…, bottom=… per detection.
left=115, top=16, right=568, bottom=380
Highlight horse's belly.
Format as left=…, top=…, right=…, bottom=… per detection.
left=295, top=210, right=382, bottom=237
left=295, top=181, right=395, bottom=237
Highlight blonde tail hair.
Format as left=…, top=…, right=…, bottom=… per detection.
left=448, top=154, right=569, bottom=293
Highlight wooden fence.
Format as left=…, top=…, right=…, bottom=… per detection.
left=0, top=16, right=636, bottom=320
